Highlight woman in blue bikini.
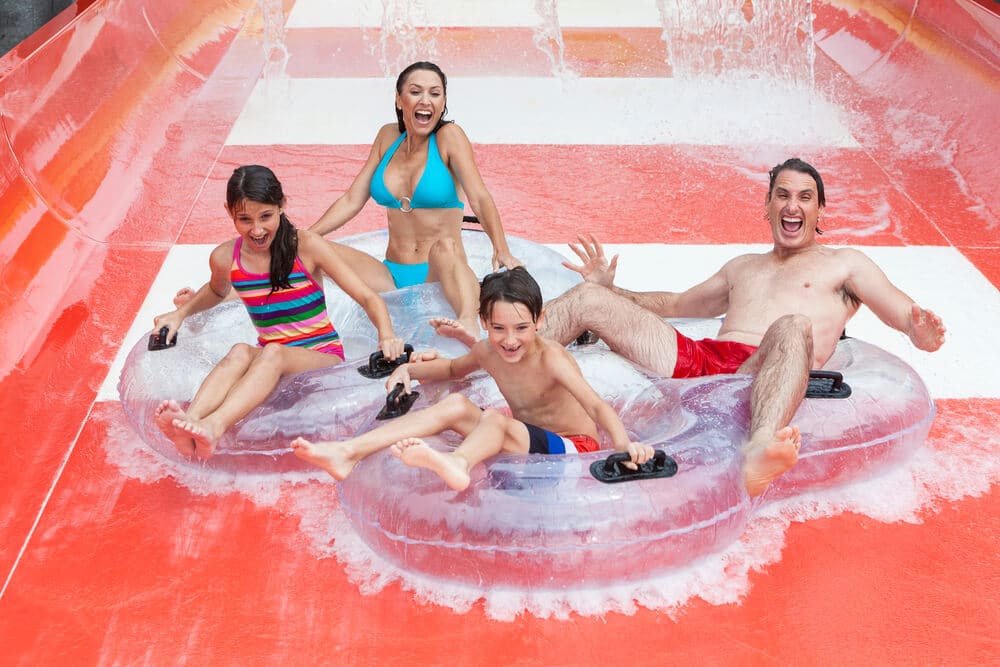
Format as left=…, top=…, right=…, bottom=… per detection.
left=309, top=61, right=522, bottom=345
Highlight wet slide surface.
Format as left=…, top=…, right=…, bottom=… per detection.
left=1, top=0, right=999, bottom=663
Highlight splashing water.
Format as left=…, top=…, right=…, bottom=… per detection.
left=656, top=0, right=815, bottom=87
left=259, top=0, right=288, bottom=93
left=533, top=0, right=574, bottom=79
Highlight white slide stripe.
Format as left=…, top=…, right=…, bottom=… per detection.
left=226, top=76, right=858, bottom=148
left=100, top=244, right=992, bottom=402
left=287, top=0, right=665, bottom=29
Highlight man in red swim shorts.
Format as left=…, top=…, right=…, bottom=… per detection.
left=540, top=158, right=946, bottom=497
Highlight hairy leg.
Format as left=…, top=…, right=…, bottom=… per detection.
left=179, top=343, right=342, bottom=458
left=541, top=282, right=681, bottom=377
left=392, top=409, right=528, bottom=491
left=426, top=237, right=481, bottom=341
left=737, top=314, right=813, bottom=496
left=292, top=393, right=484, bottom=480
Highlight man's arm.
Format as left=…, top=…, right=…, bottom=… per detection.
left=562, top=234, right=731, bottom=318
left=843, top=248, right=946, bottom=351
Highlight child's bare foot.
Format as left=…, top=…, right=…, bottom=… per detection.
left=743, top=425, right=801, bottom=497
left=429, top=317, right=479, bottom=347
left=173, top=417, right=222, bottom=460
left=154, top=399, right=196, bottom=457
left=173, top=287, right=195, bottom=308
left=291, top=437, right=358, bottom=481
left=391, top=437, right=471, bottom=491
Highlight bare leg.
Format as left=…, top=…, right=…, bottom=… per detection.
left=154, top=399, right=195, bottom=457
left=177, top=344, right=342, bottom=459
left=391, top=409, right=528, bottom=491
left=427, top=238, right=481, bottom=342
left=292, top=393, right=484, bottom=479
left=737, top=314, right=813, bottom=496
left=328, top=242, right=396, bottom=292
left=541, top=282, right=681, bottom=377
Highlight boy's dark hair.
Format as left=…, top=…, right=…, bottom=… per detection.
left=395, top=61, right=452, bottom=134
left=227, top=165, right=297, bottom=292
left=479, top=267, right=543, bottom=322
left=767, top=157, right=826, bottom=234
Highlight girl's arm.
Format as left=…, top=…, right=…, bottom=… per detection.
left=309, top=125, right=395, bottom=236
left=153, top=242, right=232, bottom=340
left=546, top=347, right=654, bottom=464
left=302, top=230, right=404, bottom=359
left=437, top=123, right=521, bottom=270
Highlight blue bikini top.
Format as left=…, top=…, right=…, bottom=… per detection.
left=370, top=132, right=464, bottom=211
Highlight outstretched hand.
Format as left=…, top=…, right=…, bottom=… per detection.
left=378, top=336, right=407, bottom=362
left=384, top=349, right=439, bottom=393
left=563, top=233, right=618, bottom=287
left=909, top=303, right=946, bottom=352
left=152, top=310, right=184, bottom=343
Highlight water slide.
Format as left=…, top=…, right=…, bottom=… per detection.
left=2, top=0, right=998, bottom=662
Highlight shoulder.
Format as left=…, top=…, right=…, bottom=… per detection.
left=434, top=122, right=471, bottom=148
left=373, top=123, right=402, bottom=149
left=537, top=338, right=580, bottom=372
left=210, top=239, right=236, bottom=264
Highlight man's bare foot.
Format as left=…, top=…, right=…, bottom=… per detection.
left=743, top=425, right=801, bottom=497
left=173, top=287, right=195, bottom=308
left=430, top=317, right=479, bottom=347
left=290, top=437, right=358, bottom=481
left=154, top=399, right=196, bottom=457
left=391, top=437, right=471, bottom=491
left=172, top=417, right=222, bottom=460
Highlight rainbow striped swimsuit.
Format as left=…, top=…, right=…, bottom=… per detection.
left=230, top=237, right=345, bottom=359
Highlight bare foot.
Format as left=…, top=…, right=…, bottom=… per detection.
left=291, top=437, right=358, bottom=481
left=173, top=417, right=222, bottom=460
left=154, top=399, right=196, bottom=457
left=391, top=437, right=471, bottom=491
left=430, top=317, right=479, bottom=347
left=743, top=425, right=801, bottom=497
left=173, top=287, right=195, bottom=308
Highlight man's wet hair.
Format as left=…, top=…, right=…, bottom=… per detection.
left=767, top=157, right=825, bottom=234
left=479, top=267, right=544, bottom=322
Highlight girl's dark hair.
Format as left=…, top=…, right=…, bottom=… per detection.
left=395, top=61, right=452, bottom=134
left=479, top=267, right=544, bottom=322
left=227, top=165, right=297, bottom=292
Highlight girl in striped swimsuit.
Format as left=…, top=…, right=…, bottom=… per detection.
left=152, top=165, right=405, bottom=460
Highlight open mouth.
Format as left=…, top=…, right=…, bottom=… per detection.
left=781, top=216, right=803, bottom=233
left=249, top=234, right=269, bottom=248
left=415, top=110, right=433, bottom=123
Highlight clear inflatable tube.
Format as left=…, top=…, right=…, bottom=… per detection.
left=116, top=231, right=583, bottom=473
left=336, top=333, right=936, bottom=588
left=118, top=230, right=935, bottom=584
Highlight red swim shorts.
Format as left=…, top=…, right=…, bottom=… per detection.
left=671, top=331, right=758, bottom=378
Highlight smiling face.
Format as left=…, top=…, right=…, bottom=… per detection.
left=482, top=300, right=543, bottom=364
left=766, top=169, right=824, bottom=251
left=395, top=68, right=446, bottom=135
left=227, top=198, right=282, bottom=254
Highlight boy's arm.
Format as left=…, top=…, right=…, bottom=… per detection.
left=843, top=248, right=946, bottom=351
left=385, top=346, right=484, bottom=393
left=545, top=348, right=654, bottom=464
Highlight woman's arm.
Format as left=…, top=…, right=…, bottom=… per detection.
left=438, top=123, right=521, bottom=270
left=310, top=125, right=395, bottom=237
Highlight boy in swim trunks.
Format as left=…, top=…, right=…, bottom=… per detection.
left=291, top=267, right=653, bottom=491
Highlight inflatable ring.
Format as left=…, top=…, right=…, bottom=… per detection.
left=336, top=327, right=936, bottom=588
left=116, top=230, right=582, bottom=473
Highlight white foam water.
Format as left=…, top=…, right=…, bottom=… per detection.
left=101, top=402, right=1000, bottom=620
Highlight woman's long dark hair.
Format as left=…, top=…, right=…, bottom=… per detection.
left=395, top=61, right=452, bottom=134
left=227, top=165, right=297, bottom=292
